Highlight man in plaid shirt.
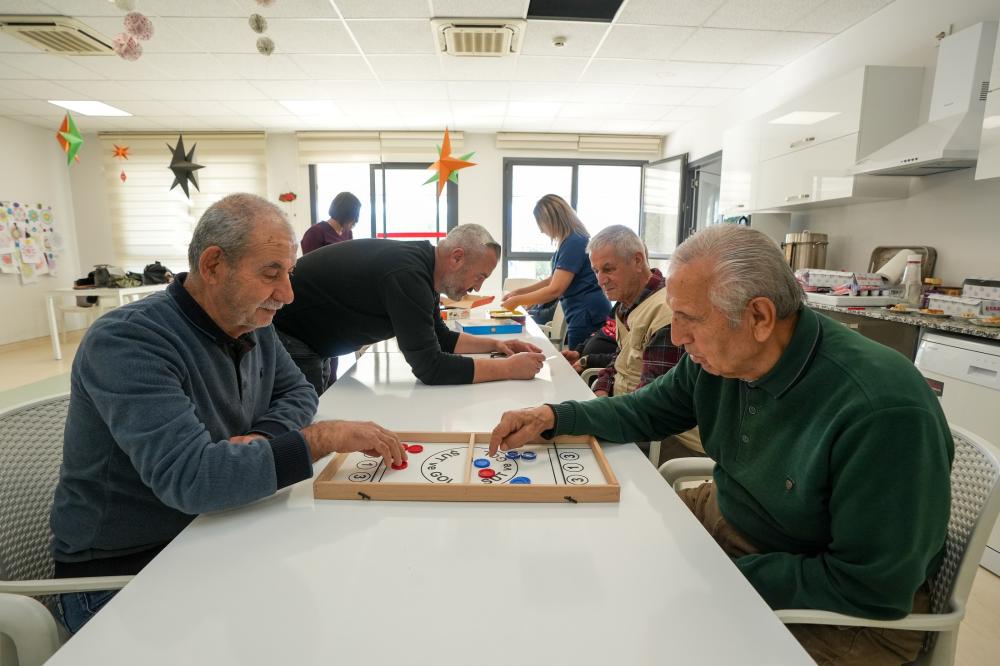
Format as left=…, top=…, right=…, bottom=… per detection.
left=576, top=226, right=684, bottom=396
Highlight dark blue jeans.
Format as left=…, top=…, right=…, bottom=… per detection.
left=276, top=329, right=332, bottom=396
left=58, top=590, right=117, bottom=634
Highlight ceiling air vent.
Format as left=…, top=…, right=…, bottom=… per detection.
left=432, top=18, right=525, bottom=57
left=0, top=15, right=113, bottom=55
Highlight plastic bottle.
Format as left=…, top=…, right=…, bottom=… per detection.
left=900, top=255, right=923, bottom=307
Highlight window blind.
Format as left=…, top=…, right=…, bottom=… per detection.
left=296, top=131, right=465, bottom=165
left=495, top=132, right=662, bottom=155
left=100, top=132, right=267, bottom=272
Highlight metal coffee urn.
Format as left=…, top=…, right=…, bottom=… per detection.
left=781, top=231, right=828, bottom=270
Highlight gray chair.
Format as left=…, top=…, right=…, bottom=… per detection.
left=659, top=425, right=1000, bottom=666
left=0, top=394, right=131, bottom=666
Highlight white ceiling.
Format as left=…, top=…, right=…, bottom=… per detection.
left=0, top=0, right=895, bottom=135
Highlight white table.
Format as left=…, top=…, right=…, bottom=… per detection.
left=47, top=324, right=811, bottom=665
left=45, top=285, right=168, bottom=360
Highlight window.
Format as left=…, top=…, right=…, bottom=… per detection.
left=311, top=163, right=457, bottom=243
left=502, top=158, right=644, bottom=281
left=101, top=133, right=267, bottom=272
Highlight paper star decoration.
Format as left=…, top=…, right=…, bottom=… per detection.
left=56, top=113, right=84, bottom=165
left=166, top=134, right=204, bottom=199
left=424, top=128, right=476, bottom=197
left=113, top=144, right=130, bottom=159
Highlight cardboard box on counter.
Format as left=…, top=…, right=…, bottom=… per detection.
left=962, top=278, right=1000, bottom=301
left=795, top=269, right=888, bottom=295
left=458, top=319, right=524, bottom=335
left=926, top=294, right=984, bottom=317
left=439, top=307, right=471, bottom=321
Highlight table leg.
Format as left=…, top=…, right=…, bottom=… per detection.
left=46, top=295, right=62, bottom=360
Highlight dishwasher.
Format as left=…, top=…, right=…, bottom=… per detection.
left=915, top=331, right=1000, bottom=574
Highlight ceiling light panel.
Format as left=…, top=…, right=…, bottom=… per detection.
left=48, top=99, right=131, bottom=116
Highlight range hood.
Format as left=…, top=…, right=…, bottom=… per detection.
left=854, top=21, right=998, bottom=176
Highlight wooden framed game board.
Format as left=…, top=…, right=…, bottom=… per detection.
left=313, top=432, right=620, bottom=503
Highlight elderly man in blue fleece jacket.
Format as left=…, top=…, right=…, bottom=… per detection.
left=50, top=193, right=406, bottom=634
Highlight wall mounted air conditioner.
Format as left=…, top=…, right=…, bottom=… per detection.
left=432, top=18, right=525, bottom=57
left=0, top=15, right=113, bottom=55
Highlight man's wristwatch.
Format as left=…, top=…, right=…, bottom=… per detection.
left=579, top=356, right=588, bottom=369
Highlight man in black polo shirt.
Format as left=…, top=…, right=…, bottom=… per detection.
left=274, top=224, right=544, bottom=394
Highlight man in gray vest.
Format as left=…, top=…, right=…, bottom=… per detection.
left=566, top=225, right=700, bottom=454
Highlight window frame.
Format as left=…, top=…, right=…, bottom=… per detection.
left=501, top=157, right=647, bottom=282
left=307, top=162, right=458, bottom=240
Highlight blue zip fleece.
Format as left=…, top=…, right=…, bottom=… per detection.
left=50, top=276, right=317, bottom=568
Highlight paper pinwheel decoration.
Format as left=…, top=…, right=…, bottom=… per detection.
left=55, top=113, right=83, bottom=165
left=112, top=144, right=130, bottom=159
left=166, top=134, right=204, bottom=199
left=424, top=128, right=476, bottom=197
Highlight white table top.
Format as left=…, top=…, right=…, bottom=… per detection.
left=47, top=284, right=168, bottom=298
left=48, top=322, right=811, bottom=665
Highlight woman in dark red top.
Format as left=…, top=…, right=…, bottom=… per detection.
left=300, top=191, right=361, bottom=254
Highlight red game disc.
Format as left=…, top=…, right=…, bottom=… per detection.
left=406, top=444, right=423, bottom=453
left=391, top=461, right=408, bottom=470
left=478, top=468, right=496, bottom=479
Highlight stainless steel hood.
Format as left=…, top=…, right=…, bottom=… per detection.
left=854, top=21, right=998, bottom=177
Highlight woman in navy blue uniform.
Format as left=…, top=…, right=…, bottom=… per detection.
left=502, top=194, right=610, bottom=348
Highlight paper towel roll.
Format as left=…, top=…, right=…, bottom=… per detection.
left=875, top=249, right=916, bottom=284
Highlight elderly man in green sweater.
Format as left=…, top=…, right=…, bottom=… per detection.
left=489, top=225, right=952, bottom=666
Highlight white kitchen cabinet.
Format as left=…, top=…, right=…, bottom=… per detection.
left=975, top=28, right=1000, bottom=180
left=752, top=65, right=923, bottom=210
left=719, top=121, right=760, bottom=216
left=756, top=133, right=911, bottom=210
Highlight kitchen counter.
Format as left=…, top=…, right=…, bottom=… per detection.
left=809, top=303, right=1000, bottom=341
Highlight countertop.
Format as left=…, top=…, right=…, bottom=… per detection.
left=808, top=302, right=1000, bottom=341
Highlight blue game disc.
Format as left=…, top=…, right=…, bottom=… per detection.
left=505, top=450, right=520, bottom=459
left=521, top=451, right=537, bottom=461
left=511, top=476, right=531, bottom=484
left=474, top=458, right=490, bottom=468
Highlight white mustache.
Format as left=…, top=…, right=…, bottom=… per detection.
left=259, top=299, right=284, bottom=311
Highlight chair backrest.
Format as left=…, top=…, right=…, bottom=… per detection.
left=0, top=394, right=69, bottom=585
left=929, top=426, right=1000, bottom=615
left=548, top=302, right=567, bottom=345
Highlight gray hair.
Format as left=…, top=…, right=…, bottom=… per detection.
left=440, top=223, right=501, bottom=260
left=187, top=193, right=293, bottom=269
left=670, top=225, right=803, bottom=327
left=587, top=225, right=647, bottom=263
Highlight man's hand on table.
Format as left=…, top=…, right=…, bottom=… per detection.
left=302, top=420, right=407, bottom=465
left=495, top=339, right=542, bottom=355
left=488, top=405, right=555, bottom=455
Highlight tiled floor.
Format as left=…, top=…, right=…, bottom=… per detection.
left=1, top=332, right=998, bottom=664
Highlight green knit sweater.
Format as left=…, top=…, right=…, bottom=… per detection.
left=550, top=306, right=952, bottom=619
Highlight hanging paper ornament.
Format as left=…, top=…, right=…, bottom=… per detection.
left=166, top=134, right=204, bottom=199
left=123, top=12, right=154, bottom=40
left=113, top=0, right=137, bottom=10
left=249, top=14, right=268, bottom=33
left=278, top=192, right=297, bottom=202
left=113, top=33, right=142, bottom=61
left=112, top=144, right=130, bottom=160
left=120, top=170, right=127, bottom=183
left=55, top=113, right=84, bottom=165
left=424, top=128, right=476, bottom=197
left=255, top=0, right=276, bottom=6
left=256, top=36, right=275, bottom=55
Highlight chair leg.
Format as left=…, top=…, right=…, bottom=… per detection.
left=647, top=440, right=661, bottom=467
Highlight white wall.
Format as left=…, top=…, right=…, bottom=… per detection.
left=660, top=0, right=1000, bottom=286
left=665, top=0, right=1000, bottom=161
left=0, top=116, right=81, bottom=346
left=69, top=132, right=113, bottom=271
left=796, top=169, right=1000, bottom=284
